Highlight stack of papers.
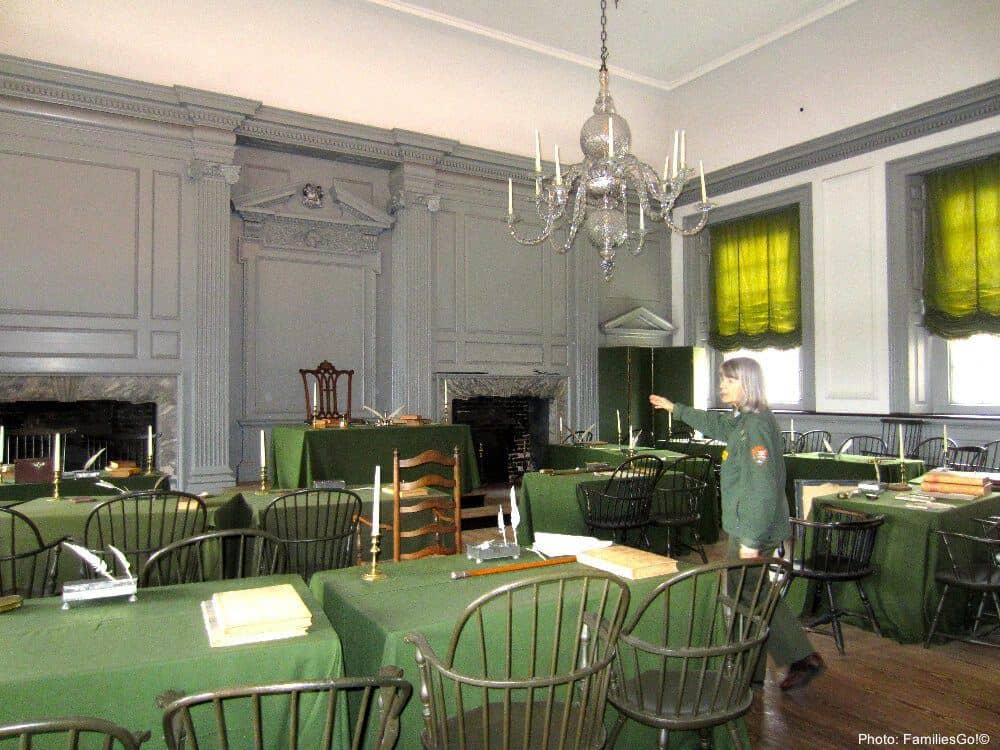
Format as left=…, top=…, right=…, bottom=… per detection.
left=532, top=532, right=612, bottom=558
left=577, top=545, right=678, bottom=580
left=202, top=584, right=312, bottom=648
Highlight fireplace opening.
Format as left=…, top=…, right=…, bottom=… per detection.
left=0, top=400, right=157, bottom=469
left=451, top=396, right=549, bottom=485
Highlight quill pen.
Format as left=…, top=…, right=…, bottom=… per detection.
left=82, top=448, right=107, bottom=471
left=107, top=545, right=133, bottom=580
left=585, top=423, right=596, bottom=438
left=94, top=480, right=127, bottom=495
left=388, top=405, right=405, bottom=419
left=62, top=542, right=115, bottom=580
left=362, top=405, right=385, bottom=420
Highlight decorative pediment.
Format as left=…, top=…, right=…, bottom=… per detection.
left=235, top=180, right=393, bottom=256
left=599, top=306, right=675, bottom=346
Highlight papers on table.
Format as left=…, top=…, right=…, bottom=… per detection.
left=202, top=584, right=312, bottom=648
left=576, top=545, right=678, bottom=580
left=531, top=532, right=612, bottom=558
left=893, top=492, right=956, bottom=511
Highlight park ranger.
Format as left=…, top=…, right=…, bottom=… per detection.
left=649, top=356, right=824, bottom=690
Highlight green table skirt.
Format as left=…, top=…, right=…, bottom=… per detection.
left=0, top=472, right=169, bottom=507
left=784, top=453, right=924, bottom=515
left=310, top=555, right=747, bottom=749
left=271, top=423, right=480, bottom=493
left=0, top=574, right=345, bottom=749
left=784, top=490, right=1000, bottom=643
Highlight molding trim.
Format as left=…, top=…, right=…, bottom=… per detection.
left=600, top=306, right=675, bottom=347
left=3, top=54, right=996, bottom=193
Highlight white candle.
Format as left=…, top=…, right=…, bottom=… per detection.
left=497, top=505, right=504, bottom=534
left=371, top=465, right=381, bottom=536
left=147, top=425, right=154, bottom=457
left=668, top=410, right=673, bottom=435
left=942, top=423, right=948, bottom=446
left=534, top=130, right=541, bottom=173
left=559, top=416, right=563, bottom=434
left=554, top=145, right=562, bottom=185
left=507, top=178, right=513, bottom=216
left=312, top=381, right=318, bottom=412
left=672, top=131, right=679, bottom=177
left=679, top=130, right=686, bottom=170
left=790, top=418, right=795, bottom=436
left=699, top=160, right=707, bottom=202
left=898, top=425, right=905, bottom=461
left=616, top=409, right=621, bottom=437
left=444, top=380, right=449, bottom=406
left=639, top=207, right=645, bottom=233
left=259, top=429, right=266, bottom=467
left=662, top=156, right=670, bottom=182
left=608, top=117, right=615, bottom=158
left=53, top=432, right=60, bottom=470
left=0, top=424, right=4, bottom=464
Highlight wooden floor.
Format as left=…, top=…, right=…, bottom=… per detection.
left=468, top=526, right=1000, bottom=747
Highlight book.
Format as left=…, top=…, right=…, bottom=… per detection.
left=922, top=470, right=994, bottom=488
left=576, top=545, right=678, bottom=580
left=919, top=480, right=988, bottom=498
left=201, top=599, right=308, bottom=648
left=211, top=584, right=312, bottom=638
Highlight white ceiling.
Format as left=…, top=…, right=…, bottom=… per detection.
left=361, top=0, right=859, bottom=90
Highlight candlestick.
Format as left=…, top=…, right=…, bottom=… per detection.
left=371, top=465, right=381, bottom=533
left=52, top=432, right=61, bottom=500
left=898, top=425, right=905, bottom=461
left=699, top=160, right=707, bottom=202
left=360, top=534, right=386, bottom=581
left=507, top=178, right=513, bottom=216
left=258, top=465, right=270, bottom=494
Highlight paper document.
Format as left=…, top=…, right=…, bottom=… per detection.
left=532, top=532, right=613, bottom=558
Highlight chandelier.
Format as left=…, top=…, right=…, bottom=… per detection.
left=505, top=0, right=712, bottom=281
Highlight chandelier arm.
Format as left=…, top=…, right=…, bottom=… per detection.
left=507, top=213, right=556, bottom=246
left=560, top=181, right=589, bottom=253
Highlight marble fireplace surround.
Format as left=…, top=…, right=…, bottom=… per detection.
left=0, top=375, right=178, bottom=476
left=438, top=374, right=568, bottom=443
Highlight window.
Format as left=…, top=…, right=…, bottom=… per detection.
left=683, top=184, right=814, bottom=411
left=948, top=334, right=1000, bottom=406
left=723, top=347, right=802, bottom=406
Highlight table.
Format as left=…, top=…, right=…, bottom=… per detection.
left=785, top=489, right=1000, bottom=643
left=783, top=453, right=924, bottom=515
left=0, top=472, right=170, bottom=507
left=10, top=491, right=233, bottom=586
left=659, top=438, right=727, bottom=463
left=309, top=554, right=747, bottom=749
left=521, top=463, right=719, bottom=547
left=0, top=574, right=345, bottom=749
left=271, top=424, right=480, bottom=493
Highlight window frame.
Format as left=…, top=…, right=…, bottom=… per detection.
left=682, top=184, right=815, bottom=411
left=886, top=133, right=1000, bottom=416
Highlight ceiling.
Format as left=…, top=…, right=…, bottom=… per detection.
left=361, top=0, right=859, bottom=90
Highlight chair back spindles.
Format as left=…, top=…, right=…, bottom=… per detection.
left=837, top=435, right=888, bottom=457
left=261, top=489, right=360, bottom=581
left=945, top=446, right=988, bottom=472
left=926, top=527, right=1000, bottom=647
left=914, top=437, right=957, bottom=470
left=0, top=717, right=150, bottom=749
left=140, top=529, right=285, bottom=587
left=0, top=506, right=66, bottom=598
left=797, top=430, right=833, bottom=453
left=299, top=361, right=354, bottom=422
left=576, top=455, right=663, bottom=547
left=880, top=418, right=926, bottom=458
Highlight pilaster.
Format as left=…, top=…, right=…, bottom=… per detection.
left=389, top=162, right=440, bottom=417
left=572, top=248, right=599, bottom=436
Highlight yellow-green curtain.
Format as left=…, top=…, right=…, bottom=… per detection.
left=709, top=205, right=801, bottom=351
left=924, top=154, right=1000, bottom=338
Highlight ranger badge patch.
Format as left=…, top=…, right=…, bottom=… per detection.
left=751, top=445, right=769, bottom=464
left=721, top=449, right=729, bottom=462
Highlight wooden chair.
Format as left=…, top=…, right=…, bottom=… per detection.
left=140, top=529, right=285, bottom=587
left=779, top=430, right=799, bottom=454
left=0, top=717, right=150, bottom=749
left=796, top=429, right=832, bottom=453
left=261, top=489, right=360, bottom=580
left=880, top=417, right=926, bottom=458
left=606, top=558, right=791, bottom=750
left=161, top=667, right=412, bottom=750
left=562, top=429, right=594, bottom=444
left=786, top=505, right=885, bottom=654
left=0, top=506, right=66, bottom=598
left=3, top=431, right=53, bottom=462
left=649, top=456, right=711, bottom=563
left=945, top=446, right=988, bottom=471
left=925, top=526, right=1000, bottom=648
left=392, top=447, right=462, bottom=562
left=837, top=435, right=888, bottom=457
left=404, top=571, right=630, bottom=750
left=915, top=437, right=957, bottom=470
left=299, top=360, right=354, bottom=422
left=576, top=455, right=663, bottom=547
left=84, top=490, right=208, bottom=577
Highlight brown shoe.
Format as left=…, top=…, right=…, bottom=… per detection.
left=779, top=653, right=825, bottom=691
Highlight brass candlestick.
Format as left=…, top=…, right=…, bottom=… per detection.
left=258, top=466, right=270, bottom=494
left=51, top=466, right=61, bottom=500
left=145, top=454, right=155, bottom=476
left=617, top=429, right=622, bottom=447
left=361, top=534, right=386, bottom=581
left=873, top=458, right=882, bottom=484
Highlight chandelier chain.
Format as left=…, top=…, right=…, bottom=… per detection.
left=599, top=0, right=608, bottom=71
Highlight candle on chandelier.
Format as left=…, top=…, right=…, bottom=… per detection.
left=672, top=131, right=679, bottom=177
left=639, top=207, right=645, bottom=233
left=699, top=161, right=707, bottom=202
left=534, top=130, right=541, bottom=173
left=608, top=117, right=615, bottom=158
left=663, top=156, right=670, bottom=182
left=554, top=145, right=562, bottom=185
left=559, top=416, right=563, bottom=434
left=371, top=465, right=381, bottom=536
left=507, top=179, right=513, bottom=216
left=680, top=130, right=686, bottom=170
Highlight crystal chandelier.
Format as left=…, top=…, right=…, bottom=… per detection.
left=505, top=0, right=712, bottom=281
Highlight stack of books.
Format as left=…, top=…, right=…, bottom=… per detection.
left=104, top=460, right=141, bottom=478
left=920, top=470, right=994, bottom=499
left=201, top=583, right=313, bottom=648
left=576, top=545, right=678, bottom=580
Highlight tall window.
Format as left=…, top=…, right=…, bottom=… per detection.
left=723, top=348, right=802, bottom=406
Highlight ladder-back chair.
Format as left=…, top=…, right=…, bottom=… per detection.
left=392, top=447, right=462, bottom=562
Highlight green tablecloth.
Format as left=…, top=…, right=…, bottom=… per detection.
left=518, top=466, right=719, bottom=547
left=0, top=574, right=345, bottom=749
left=659, top=439, right=727, bottom=463
left=0, top=472, right=170, bottom=507
left=309, top=554, right=746, bottom=749
left=545, top=443, right=688, bottom=470
left=11, top=491, right=232, bottom=586
left=785, top=490, right=1000, bottom=643
left=271, top=424, right=480, bottom=493
left=783, top=453, right=925, bottom=515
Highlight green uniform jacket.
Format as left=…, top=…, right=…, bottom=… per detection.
left=673, top=404, right=790, bottom=550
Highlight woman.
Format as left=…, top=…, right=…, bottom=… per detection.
left=649, top=356, right=824, bottom=690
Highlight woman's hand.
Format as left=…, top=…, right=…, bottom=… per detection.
left=648, top=394, right=675, bottom=412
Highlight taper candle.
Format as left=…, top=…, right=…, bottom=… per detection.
left=371, top=465, right=381, bottom=535
left=679, top=130, right=686, bottom=169
left=790, top=418, right=795, bottom=436
left=672, top=131, right=679, bottom=177
left=312, top=381, right=318, bottom=412
left=0, top=424, right=4, bottom=464
left=898, top=425, right=905, bottom=461
left=554, top=145, right=562, bottom=184
left=147, top=425, right=154, bottom=457
left=259, top=429, right=266, bottom=467
left=444, top=379, right=449, bottom=406
left=507, top=179, right=513, bottom=216
left=534, top=130, right=541, bottom=173
left=699, top=160, right=707, bottom=202
left=559, top=416, right=563, bottom=434
left=668, top=410, right=673, bottom=435
left=53, top=432, right=60, bottom=468
left=616, top=409, right=621, bottom=436
left=663, top=156, right=670, bottom=182
left=942, top=423, right=948, bottom=447
left=639, top=207, right=645, bottom=233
